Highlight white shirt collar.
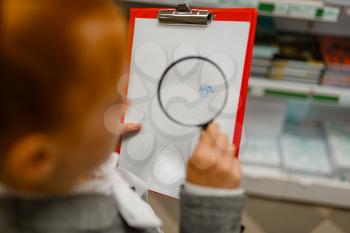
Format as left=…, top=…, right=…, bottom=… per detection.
left=76, top=152, right=161, bottom=228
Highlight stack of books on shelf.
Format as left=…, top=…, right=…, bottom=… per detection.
left=319, top=36, right=350, bottom=88
left=269, top=34, right=325, bottom=84
left=250, top=16, right=350, bottom=90
left=251, top=17, right=278, bottom=78
left=251, top=44, right=278, bottom=78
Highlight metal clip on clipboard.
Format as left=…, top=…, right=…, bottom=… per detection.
left=158, top=2, right=214, bottom=26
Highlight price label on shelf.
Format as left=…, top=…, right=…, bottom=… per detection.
left=251, top=86, right=265, bottom=97
left=232, top=0, right=259, bottom=8
left=274, top=2, right=289, bottom=15
left=322, top=7, right=340, bottom=22
left=339, top=95, right=350, bottom=107
left=289, top=4, right=316, bottom=19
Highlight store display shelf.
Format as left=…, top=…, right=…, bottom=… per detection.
left=242, top=164, right=350, bottom=208
left=249, top=77, right=350, bottom=106
left=121, top=0, right=341, bottom=22
left=324, top=0, right=350, bottom=7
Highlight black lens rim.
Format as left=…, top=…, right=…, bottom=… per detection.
left=157, top=56, right=229, bottom=128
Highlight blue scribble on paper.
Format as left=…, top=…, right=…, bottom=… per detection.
left=199, top=83, right=215, bottom=99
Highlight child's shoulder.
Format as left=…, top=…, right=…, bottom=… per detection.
left=0, top=194, right=123, bottom=233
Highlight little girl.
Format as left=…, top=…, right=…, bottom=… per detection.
left=0, top=0, right=244, bottom=232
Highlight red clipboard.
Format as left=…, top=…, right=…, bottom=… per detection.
left=121, top=7, right=257, bottom=157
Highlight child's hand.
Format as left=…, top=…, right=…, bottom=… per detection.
left=186, top=123, right=241, bottom=189
left=121, top=123, right=142, bottom=135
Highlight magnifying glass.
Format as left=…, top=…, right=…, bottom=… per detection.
left=157, top=56, right=228, bottom=129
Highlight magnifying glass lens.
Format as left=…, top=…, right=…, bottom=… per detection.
left=158, top=56, right=228, bottom=128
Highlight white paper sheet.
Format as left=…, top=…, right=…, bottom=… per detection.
left=119, top=18, right=250, bottom=197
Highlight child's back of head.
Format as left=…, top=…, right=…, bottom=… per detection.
left=1, top=0, right=127, bottom=194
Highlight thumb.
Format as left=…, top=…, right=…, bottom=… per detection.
left=121, top=123, right=142, bottom=135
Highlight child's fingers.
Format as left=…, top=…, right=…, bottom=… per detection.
left=231, top=158, right=242, bottom=186
left=190, top=141, right=216, bottom=170
left=200, top=123, right=219, bottom=146
left=121, top=123, right=142, bottom=135
left=214, top=133, right=229, bottom=155
left=224, top=143, right=236, bottom=157
left=215, top=155, right=241, bottom=188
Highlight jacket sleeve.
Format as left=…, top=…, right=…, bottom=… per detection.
left=179, top=186, right=244, bottom=233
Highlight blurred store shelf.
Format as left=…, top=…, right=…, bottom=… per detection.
left=324, top=0, right=350, bottom=7
left=242, top=164, right=350, bottom=209
left=249, top=77, right=350, bottom=106
left=121, top=0, right=342, bottom=22
left=241, top=96, right=350, bottom=209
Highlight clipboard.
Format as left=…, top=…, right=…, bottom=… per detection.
left=118, top=3, right=257, bottom=198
